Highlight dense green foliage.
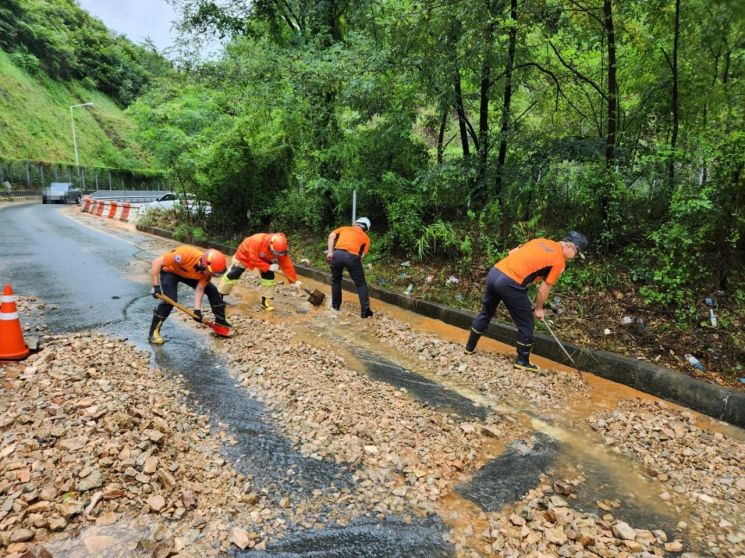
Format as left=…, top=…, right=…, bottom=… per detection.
left=0, top=0, right=168, bottom=106
left=0, top=0, right=170, bottom=168
left=0, top=49, right=155, bottom=168
left=129, top=0, right=742, bottom=319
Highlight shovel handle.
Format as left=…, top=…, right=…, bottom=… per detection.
left=155, top=292, right=232, bottom=336
left=275, top=270, right=310, bottom=293
left=156, top=292, right=200, bottom=319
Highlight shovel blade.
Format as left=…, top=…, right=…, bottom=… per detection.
left=307, top=289, right=325, bottom=307
left=207, top=322, right=232, bottom=337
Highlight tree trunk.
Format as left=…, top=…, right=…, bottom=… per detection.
left=475, top=0, right=496, bottom=201
left=604, top=0, right=617, bottom=167
left=437, top=104, right=448, bottom=165
left=495, top=0, right=518, bottom=195
left=667, top=0, right=680, bottom=188
left=454, top=68, right=471, bottom=158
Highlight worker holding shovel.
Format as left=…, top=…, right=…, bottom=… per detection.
left=218, top=232, right=301, bottom=311
left=327, top=217, right=374, bottom=318
left=464, top=231, right=588, bottom=371
left=149, top=246, right=230, bottom=344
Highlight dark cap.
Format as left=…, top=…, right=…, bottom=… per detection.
left=563, top=231, right=588, bottom=258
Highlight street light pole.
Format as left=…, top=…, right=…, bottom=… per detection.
left=69, top=102, right=93, bottom=167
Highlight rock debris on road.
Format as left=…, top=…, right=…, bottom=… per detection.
left=1, top=248, right=744, bottom=556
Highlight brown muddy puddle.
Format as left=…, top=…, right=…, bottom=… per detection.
left=223, top=275, right=742, bottom=552
left=58, top=215, right=743, bottom=554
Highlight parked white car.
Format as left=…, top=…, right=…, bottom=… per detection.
left=142, top=193, right=212, bottom=215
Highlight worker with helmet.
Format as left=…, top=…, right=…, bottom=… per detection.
left=464, top=231, right=588, bottom=371
left=149, top=246, right=230, bottom=344
left=218, top=232, right=301, bottom=311
left=327, top=217, right=373, bottom=318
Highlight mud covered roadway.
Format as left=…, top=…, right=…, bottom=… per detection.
left=0, top=205, right=743, bottom=557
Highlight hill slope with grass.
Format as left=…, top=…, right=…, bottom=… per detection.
left=0, top=48, right=153, bottom=169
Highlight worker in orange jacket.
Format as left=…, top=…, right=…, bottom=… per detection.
left=465, top=231, right=588, bottom=371
left=327, top=217, right=373, bottom=318
left=218, top=232, right=301, bottom=311
left=149, top=246, right=229, bottom=344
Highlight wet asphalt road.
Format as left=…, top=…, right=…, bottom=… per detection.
left=1, top=203, right=699, bottom=556
left=0, top=203, right=453, bottom=556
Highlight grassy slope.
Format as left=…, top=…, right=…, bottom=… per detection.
left=0, top=49, right=153, bottom=169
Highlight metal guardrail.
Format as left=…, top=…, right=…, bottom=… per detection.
left=0, top=195, right=41, bottom=204
left=88, top=190, right=172, bottom=203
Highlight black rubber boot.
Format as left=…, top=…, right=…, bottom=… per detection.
left=148, top=313, right=167, bottom=345
left=464, top=328, right=482, bottom=355
left=212, top=304, right=233, bottom=328
left=361, top=308, right=374, bottom=318
left=515, top=341, right=540, bottom=371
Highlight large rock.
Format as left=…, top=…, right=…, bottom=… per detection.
left=612, top=521, right=636, bottom=541
left=78, top=469, right=104, bottom=492
left=147, top=495, right=166, bottom=512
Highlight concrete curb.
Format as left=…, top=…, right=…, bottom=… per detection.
left=137, top=225, right=745, bottom=428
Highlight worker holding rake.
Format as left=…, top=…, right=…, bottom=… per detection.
left=149, top=246, right=230, bottom=344
left=218, top=232, right=301, bottom=311
left=464, top=231, right=588, bottom=371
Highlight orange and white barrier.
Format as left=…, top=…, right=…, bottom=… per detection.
left=81, top=198, right=141, bottom=223
left=0, top=284, right=30, bottom=360
left=119, top=202, right=132, bottom=221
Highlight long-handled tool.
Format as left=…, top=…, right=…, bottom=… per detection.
left=276, top=271, right=325, bottom=307
left=156, top=293, right=232, bottom=337
left=542, top=319, right=582, bottom=378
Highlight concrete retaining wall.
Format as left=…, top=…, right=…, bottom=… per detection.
left=136, top=224, right=745, bottom=428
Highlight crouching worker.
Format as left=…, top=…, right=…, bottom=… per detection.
left=218, top=233, right=301, bottom=311
left=464, top=231, right=588, bottom=371
left=327, top=217, right=373, bottom=318
left=149, top=246, right=229, bottom=344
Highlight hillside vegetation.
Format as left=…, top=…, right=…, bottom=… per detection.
left=0, top=50, right=152, bottom=168
left=0, top=0, right=167, bottom=169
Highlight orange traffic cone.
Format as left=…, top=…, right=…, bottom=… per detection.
left=0, top=284, right=30, bottom=360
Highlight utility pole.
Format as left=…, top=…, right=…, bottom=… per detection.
left=69, top=102, right=93, bottom=167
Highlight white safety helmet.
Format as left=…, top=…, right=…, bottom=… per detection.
left=354, top=217, right=371, bottom=232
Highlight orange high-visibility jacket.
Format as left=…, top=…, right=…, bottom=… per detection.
left=495, top=238, right=566, bottom=287
left=234, top=233, right=297, bottom=282
left=162, top=246, right=211, bottom=284
left=331, top=226, right=370, bottom=257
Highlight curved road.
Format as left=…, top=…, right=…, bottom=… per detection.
left=0, top=203, right=453, bottom=556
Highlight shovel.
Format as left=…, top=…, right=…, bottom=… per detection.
left=276, top=271, right=325, bottom=307
left=156, top=293, right=232, bottom=337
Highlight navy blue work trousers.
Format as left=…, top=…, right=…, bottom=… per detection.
left=471, top=267, right=534, bottom=345
left=330, top=249, right=370, bottom=312
left=155, top=271, right=222, bottom=318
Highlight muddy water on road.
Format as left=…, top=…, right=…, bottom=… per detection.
left=37, top=209, right=742, bottom=554
left=238, top=277, right=736, bottom=553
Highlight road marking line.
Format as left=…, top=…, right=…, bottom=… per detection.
left=61, top=209, right=140, bottom=248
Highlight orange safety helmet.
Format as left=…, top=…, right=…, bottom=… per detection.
left=269, top=233, right=288, bottom=256
left=202, top=249, right=227, bottom=275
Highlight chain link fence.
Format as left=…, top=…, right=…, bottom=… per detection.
left=0, top=158, right=166, bottom=193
